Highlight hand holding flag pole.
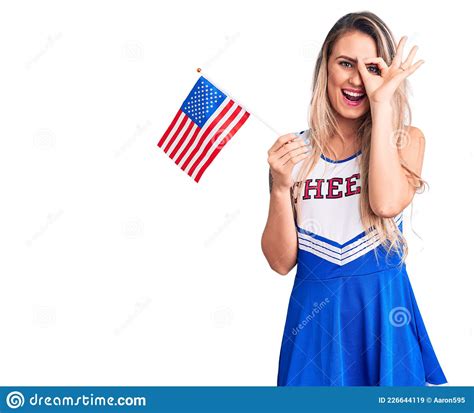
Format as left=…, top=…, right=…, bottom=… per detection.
left=157, top=67, right=281, bottom=183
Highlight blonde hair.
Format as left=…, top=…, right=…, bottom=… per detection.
left=292, top=11, right=428, bottom=266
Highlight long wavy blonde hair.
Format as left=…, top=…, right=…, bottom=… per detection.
left=291, top=11, right=428, bottom=265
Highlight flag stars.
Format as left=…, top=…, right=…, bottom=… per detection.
left=182, top=80, right=227, bottom=125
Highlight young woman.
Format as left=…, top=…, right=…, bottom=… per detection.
left=261, top=11, right=448, bottom=386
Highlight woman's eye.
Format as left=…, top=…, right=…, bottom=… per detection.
left=368, top=65, right=381, bottom=75
left=340, top=61, right=381, bottom=75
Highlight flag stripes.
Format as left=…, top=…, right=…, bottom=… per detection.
left=157, top=76, right=250, bottom=182
left=158, top=96, right=249, bottom=182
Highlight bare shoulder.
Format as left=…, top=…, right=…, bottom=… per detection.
left=408, top=125, right=425, bottom=142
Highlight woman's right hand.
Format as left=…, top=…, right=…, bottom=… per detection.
left=267, top=133, right=311, bottom=192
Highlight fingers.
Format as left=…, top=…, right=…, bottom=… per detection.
left=267, top=137, right=310, bottom=170
left=396, top=59, right=425, bottom=80
left=281, top=144, right=312, bottom=166
left=287, top=150, right=312, bottom=167
left=392, top=35, right=408, bottom=68
left=267, top=135, right=312, bottom=190
left=362, top=57, right=389, bottom=77
left=408, top=59, right=425, bottom=74
left=402, top=45, right=419, bottom=69
left=274, top=138, right=308, bottom=160
left=268, top=133, right=299, bottom=154
left=356, top=58, right=369, bottom=78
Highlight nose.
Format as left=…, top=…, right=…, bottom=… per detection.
left=349, top=61, right=364, bottom=85
left=350, top=70, right=364, bottom=87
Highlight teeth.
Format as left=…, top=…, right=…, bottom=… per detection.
left=342, top=89, right=365, bottom=97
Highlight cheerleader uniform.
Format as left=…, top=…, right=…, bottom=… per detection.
left=276, top=129, right=448, bottom=386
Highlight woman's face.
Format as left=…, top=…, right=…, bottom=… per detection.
left=327, top=31, right=378, bottom=120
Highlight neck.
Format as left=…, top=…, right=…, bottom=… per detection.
left=332, top=115, right=361, bottom=144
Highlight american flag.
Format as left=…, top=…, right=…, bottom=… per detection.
left=157, top=75, right=250, bottom=183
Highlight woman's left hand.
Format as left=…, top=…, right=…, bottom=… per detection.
left=356, top=35, right=425, bottom=105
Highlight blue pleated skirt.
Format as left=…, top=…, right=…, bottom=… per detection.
left=277, top=264, right=448, bottom=386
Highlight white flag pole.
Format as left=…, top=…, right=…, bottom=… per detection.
left=196, top=67, right=282, bottom=137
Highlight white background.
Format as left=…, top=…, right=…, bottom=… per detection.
left=0, top=0, right=472, bottom=385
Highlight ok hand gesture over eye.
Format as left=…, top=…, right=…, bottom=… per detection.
left=356, top=35, right=425, bottom=105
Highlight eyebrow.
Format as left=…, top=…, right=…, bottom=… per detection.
left=335, top=55, right=357, bottom=62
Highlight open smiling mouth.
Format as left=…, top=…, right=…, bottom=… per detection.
left=341, top=89, right=367, bottom=106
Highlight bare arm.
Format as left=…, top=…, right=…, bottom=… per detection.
left=355, top=36, right=426, bottom=218
left=369, top=102, right=425, bottom=217
left=261, top=134, right=310, bottom=275
left=261, top=173, right=298, bottom=275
